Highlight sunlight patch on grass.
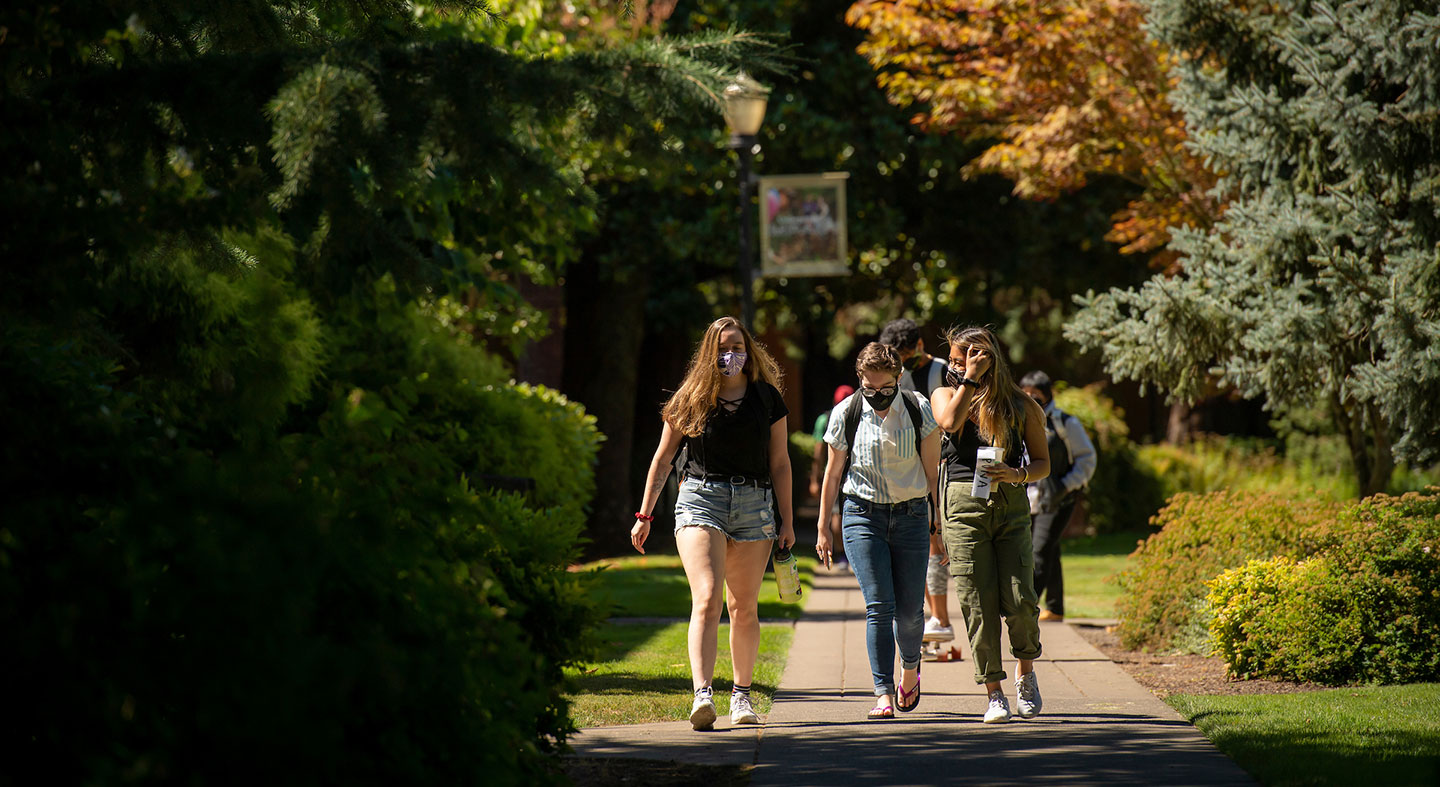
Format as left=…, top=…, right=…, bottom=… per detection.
left=1168, top=684, right=1440, bottom=785
left=565, top=622, right=793, bottom=727
left=579, top=554, right=816, bottom=620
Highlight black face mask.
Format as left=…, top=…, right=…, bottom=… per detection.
left=862, top=387, right=899, bottom=411
left=903, top=354, right=926, bottom=372
left=945, top=367, right=964, bottom=388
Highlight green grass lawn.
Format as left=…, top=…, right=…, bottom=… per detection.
left=566, top=622, right=793, bottom=727
left=565, top=552, right=811, bottom=727
left=582, top=554, right=816, bottom=620
left=1054, top=529, right=1146, bottom=619
left=1168, top=684, right=1440, bottom=785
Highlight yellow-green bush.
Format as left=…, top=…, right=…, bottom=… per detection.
left=1207, top=556, right=1360, bottom=683
left=1206, top=490, right=1440, bottom=684
left=1114, top=490, right=1339, bottom=651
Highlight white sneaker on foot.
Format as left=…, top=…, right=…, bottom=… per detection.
left=1015, top=672, right=1042, bottom=718
left=690, top=688, right=717, bottom=730
left=983, top=689, right=1012, bottom=723
left=923, top=616, right=955, bottom=643
left=730, top=692, right=760, bottom=725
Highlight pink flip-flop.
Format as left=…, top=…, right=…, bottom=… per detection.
left=897, top=667, right=921, bottom=713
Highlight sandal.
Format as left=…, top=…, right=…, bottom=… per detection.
left=897, top=667, right=921, bottom=713
left=867, top=698, right=895, bottom=720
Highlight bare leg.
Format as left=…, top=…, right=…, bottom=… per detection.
left=724, top=539, right=774, bottom=687
left=677, top=526, right=728, bottom=691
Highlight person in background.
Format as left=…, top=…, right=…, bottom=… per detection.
left=879, top=318, right=955, bottom=650
left=932, top=326, right=1050, bottom=723
left=810, top=384, right=856, bottom=569
left=816, top=342, right=941, bottom=719
left=1018, top=371, right=1097, bottom=623
left=632, top=317, right=796, bottom=731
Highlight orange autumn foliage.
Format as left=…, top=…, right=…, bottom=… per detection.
left=845, top=0, right=1220, bottom=271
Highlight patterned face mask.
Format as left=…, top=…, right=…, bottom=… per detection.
left=718, top=351, right=748, bottom=377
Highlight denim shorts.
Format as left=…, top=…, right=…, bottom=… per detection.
left=674, top=476, right=778, bottom=543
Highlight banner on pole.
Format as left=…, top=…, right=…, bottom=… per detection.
left=758, top=172, right=849, bottom=278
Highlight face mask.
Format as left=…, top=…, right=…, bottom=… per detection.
left=862, top=386, right=898, bottom=411
left=903, top=354, right=925, bottom=372
left=946, top=367, right=964, bottom=388
left=718, top=351, right=747, bottom=377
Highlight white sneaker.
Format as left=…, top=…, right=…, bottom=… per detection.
left=923, top=616, right=956, bottom=643
left=690, top=688, right=717, bottom=730
left=730, top=692, right=760, bottom=725
left=1015, top=672, right=1042, bottom=718
left=983, top=689, right=1012, bottom=724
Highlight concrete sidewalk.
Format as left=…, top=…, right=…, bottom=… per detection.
left=570, top=568, right=1253, bottom=786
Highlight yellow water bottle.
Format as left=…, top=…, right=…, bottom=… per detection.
left=774, top=546, right=802, bottom=603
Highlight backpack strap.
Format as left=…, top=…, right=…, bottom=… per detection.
left=838, top=393, right=865, bottom=488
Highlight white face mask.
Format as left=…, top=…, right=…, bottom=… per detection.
left=718, top=351, right=748, bottom=377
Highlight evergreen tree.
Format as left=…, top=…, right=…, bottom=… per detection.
left=1067, top=0, right=1440, bottom=496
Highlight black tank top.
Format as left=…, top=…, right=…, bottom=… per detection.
left=940, top=419, right=1023, bottom=483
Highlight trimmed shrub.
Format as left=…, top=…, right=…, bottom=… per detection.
left=1205, top=489, right=1440, bottom=685
left=1052, top=383, right=1166, bottom=533
left=1114, top=490, right=1340, bottom=651
left=1207, top=556, right=1361, bottom=683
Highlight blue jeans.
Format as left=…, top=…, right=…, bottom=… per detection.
left=841, top=495, right=931, bottom=696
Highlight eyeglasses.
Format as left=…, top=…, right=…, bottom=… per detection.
left=860, top=385, right=898, bottom=397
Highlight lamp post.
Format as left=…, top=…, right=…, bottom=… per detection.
left=722, top=72, right=769, bottom=331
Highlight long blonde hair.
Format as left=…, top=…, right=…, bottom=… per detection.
left=663, top=317, right=783, bottom=437
left=946, top=325, right=1026, bottom=457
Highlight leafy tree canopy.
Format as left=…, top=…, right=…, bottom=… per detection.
left=1067, top=0, right=1440, bottom=495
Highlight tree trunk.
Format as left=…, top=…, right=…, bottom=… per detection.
left=1166, top=400, right=1192, bottom=444
left=563, top=255, right=649, bottom=558
left=1334, top=394, right=1394, bottom=499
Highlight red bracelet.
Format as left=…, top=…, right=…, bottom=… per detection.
left=633, top=512, right=654, bottom=522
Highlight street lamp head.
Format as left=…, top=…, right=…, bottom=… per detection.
left=722, top=71, right=770, bottom=139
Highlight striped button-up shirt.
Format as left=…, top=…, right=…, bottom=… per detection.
left=824, top=391, right=938, bottom=504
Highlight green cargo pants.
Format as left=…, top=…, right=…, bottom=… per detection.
left=942, top=478, right=1042, bottom=685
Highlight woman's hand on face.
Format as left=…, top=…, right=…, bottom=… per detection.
left=630, top=518, right=650, bottom=554
left=965, top=344, right=991, bottom=381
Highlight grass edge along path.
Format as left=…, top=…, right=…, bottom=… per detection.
left=1167, top=684, right=1440, bottom=786
left=565, top=553, right=815, bottom=727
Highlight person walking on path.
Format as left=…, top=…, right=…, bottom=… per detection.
left=1019, top=371, right=1097, bottom=622
left=879, top=318, right=957, bottom=652
left=931, top=326, right=1051, bottom=723
left=632, top=317, right=796, bottom=731
left=809, top=384, right=856, bottom=569
left=815, top=342, right=941, bottom=720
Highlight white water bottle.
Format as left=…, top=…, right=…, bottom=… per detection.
left=774, top=546, right=802, bottom=603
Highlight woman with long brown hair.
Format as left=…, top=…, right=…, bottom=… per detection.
left=632, top=317, right=795, bottom=731
left=931, top=326, right=1050, bottom=723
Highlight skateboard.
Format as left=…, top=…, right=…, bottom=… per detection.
left=922, top=632, right=963, bottom=662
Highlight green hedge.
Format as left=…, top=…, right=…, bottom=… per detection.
left=1, top=267, right=602, bottom=784
left=1207, top=490, right=1440, bottom=684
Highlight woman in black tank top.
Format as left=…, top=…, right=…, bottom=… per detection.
left=930, top=326, right=1052, bottom=724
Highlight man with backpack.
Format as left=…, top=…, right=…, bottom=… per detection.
left=879, top=319, right=955, bottom=651
left=1018, top=371, right=1097, bottom=622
